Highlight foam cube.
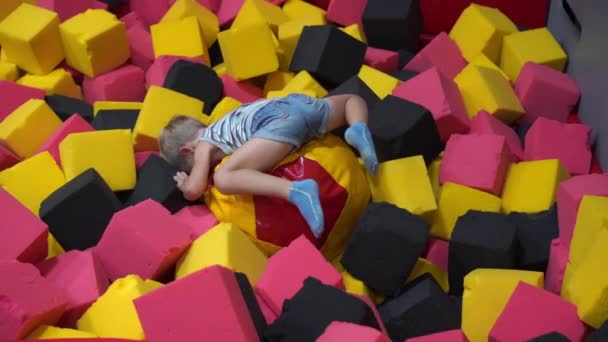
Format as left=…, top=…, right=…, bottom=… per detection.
left=0, top=3, right=63, bottom=75
left=0, top=99, right=62, bottom=159
left=0, top=144, right=20, bottom=171
left=364, top=47, right=399, bottom=74
left=234, top=272, right=268, bottom=340
left=163, top=60, right=223, bottom=113
left=219, top=24, right=279, bottom=80
left=263, top=71, right=294, bottom=95
left=83, top=65, right=145, bottom=103
left=393, top=67, right=469, bottom=142
left=470, top=110, right=524, bottom=161
left=282, top=71, right=327, bottom=98
left=340, top=23, right=367, bottom=43
left=92, top=109, right=139, bottom=131
left=502, top=159, right=570, bottom=214
left=469, top=53, right=510, bottom=80
left=145, top=55, right=205, bottom=89
left=37, top=0, right=98, bottom=21
left=462, top=269, right=544, bottom=342
left=283, top=0, right=326, bottom=21
left=0, top=61, right=18, bottom=81
left=59, top=129, right=136, bottom=192
left=60, top=9, right=129, bottom=78
left=77, top=274, right=163, bottom=339
left=209, top=96, right=242, bottom=123
left=318, top=322, right=389, bottom=342
left=0, top=151, right=65, bottom=214
left=430, top=182, right=502, bottom=240
left=161, top=0, right=219, bottom=49
left=173, top=204, right=218, bottom=239
left=231, top=0, right=289, bottom=31
left=358, top=65, right=400, bottom=100
left=0, top=81, right=45, bottom=121
left=490, top=282, right=586, bottom=341
left=17, top=69, right=82, bottom=99
left=27, top=325, right=97, bottom=339
left=362, top=0, right=421, bottom=52
left=404, top=32, right=467, bottom=79
left=449, top=4, right=518, bottom=62
left=134, top=150, right=158, bottom=170
left=126, top=22, right=154, bottom=71
left=545, top=238, right=568, bottom=294
left=151, top=16, right=208, bottom=62
left=45, top=94, right=94, bottom=122
left=587, top=322, right=608, bottom=341
left=406, top=258, right=449, bottom=293
left=455, top=64, right=525, bottom=124
left=329, top=76, right=381, bottom=112
left=220, top=74, right=263, bottom=103
left=326, top=0, right=366, bottom=26
left=406, top=330, right=469, bottom=341
left=424, top=238, right=448, bottom=272
left=0, top=0, right=36, bottom=21
left=93, top=101, right=141, bottom=116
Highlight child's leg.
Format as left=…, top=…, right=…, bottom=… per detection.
left=213, top=138, right=325, bottom=238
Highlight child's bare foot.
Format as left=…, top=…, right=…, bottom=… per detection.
left=288, top=179, right=324, bottom=238
left=345, top=122, right=379, bottom=175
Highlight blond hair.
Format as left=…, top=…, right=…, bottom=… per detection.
left=159, top=115, right=206, bottom=172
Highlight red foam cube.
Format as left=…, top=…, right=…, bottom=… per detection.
left=37, top=0, right=98, bottom=21
left=327, top=0, right=367, bottom=27
left=127, top=23, right=155, bottom=72
left=470, top=110, right=524, bottom=161
left=120, top=12, right=145, bottom=29
left=424, top=238, right=449, bottom=272
left=0, top=81, right=45, bottom=121
left=173, top=204, right=219, bottom=240
left=364, top=47, right=399, bottom=74
left=94, top=199, right=193, bottom=281
left=317, top=322, right=389, bottom=342
left=217, top=0, right=245, bottom=27
left=83, top=64, right=146, bottom=104
left=407, top=329, right=469, bottom=341
left=545, top=238, right=568, bottom=294
left=35, top=114, right=95, bottom=167
left=146, top=55, right=206, bottom=89
left=129, top=0, right=172, bottom=25
left=221, top=75, right=264, bottom=104
left=0, top=144, right=20, bottom=171
left=134, top=150, right=160, bottom=170
left=307, top=0, right=330, bottom=10
left=404, top=32, right=467, bottom=79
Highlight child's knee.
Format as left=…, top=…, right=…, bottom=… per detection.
left=213, top=169, right=233, bottom=194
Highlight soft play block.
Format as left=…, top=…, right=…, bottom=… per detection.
left=524, top=117, right=591, bottom=176
left=134, top=150, right=158, bottom=170
left=327, top=0, right=367, bottom=27
left=0, top=81, right=45, bottom=122
left=406, top=330, right=469, bottom=341
left=134, top=266, right=259, bottom=342
left=17, top=68, right=82, bottom=99
left=0, top=187, right=47, bottom=263
left=145, top=55, right=205, bottom=89
left=393, top=67, right=469, bottom=142
left=406, top=258, right=449, bottom=293
left=92, top=109, right=139, bottom=131
left=424, top=238, right=448, bottom=273
left=469, top=53, right=510, bottom=80
left=37, top=250, right=110, bottom=327
left=340, top=23, right=367, bottom=43
left=404, top=32, right=467, bottom=79
left=0, top=260, right=68, bottom=339
left=220, top=75, right=263, bottom=103
left=231, top=0, right=289, bottom=31
left=448, top=211, right=518, bottom=295
left=95, top=199, right=192, bottom=281
left=0, top=99, right=62, bottom=159
left=27, top=325, right=97, bottom=339
left=173, top=204, right=218, bottom=241
left=45, top=94, right=94, bottom=122
left=132, top=86, right=205, bottom=152
left=83, top=65, right=145, bottom=103
left=489, top=282, right=586, bottom=341
left=501, top=28, right=567, bottom=81
left=0, top=0, right=36, bottom=21
left=514, top=62, right=580, bottom=124
left=126, top=23, right=154, bottom=71
left=545, top=238, right=568, bottom=294
left=208, top=96, right=242, bottom=123
left=255, top=235, right=343, bottom=315
left=358, top=65, right=400, bottom=100
left=318, top=322, right=389, bottom=342
left=216, top=0, right=244, bottom=26
left=39, top=168, right=123, bottom=251
left=283, top=71, right=328, bottom=98
left=151, top=16, right=208, bottom=61
left=129, top=0, right=171, bottom=25
left=93, top=101, right=141, bottom=116
left=0, top=144, right=20, bottom=172
left=361, top=0, right=421, bottom=52
left=161, top=0, right=219, bottom=49
left=77, top=274, right=163, bottom=339
left=163, top=60, right=223, bottom=113
left=528, top=332, right=571, bottom=342
left=59, top=129, right=136, bottom=192
left=342, top=202, right=429, bottom=295
left=462, top=268, right=544, bottom=342
left=470, top=110, right=524, bottom=161
left=0, top=3, right=63, bottom=75
left=501, top=159, right=570, bottom=214
left=283, top=0, right=326, bottom=21
left=0, top=61, right=18, bottom=81
left=235, top=272, right=268, bottom=340
left=587, top=322, right=608, bottom=342
left=264, top=71, right=295, bottom=95
left=430, top=182, right=502, bottom=240
left=0, top=151, right=65, bottom=214
left=276, top=16, right=328, bottom=70
left=449, top=4, right=518, bottom=63
left=364, top=47, right=399, bottom=74
left=37, top=0, right=98, bottom=21
left=366, top=156, right=437, bottom=218
left=60, top=9, right=129, bottom=78
left=342, top=271, right=373, bottom=299
left=455, top=64, right=525, bottom=124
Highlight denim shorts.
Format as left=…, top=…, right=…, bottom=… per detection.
left=250, top=93, right=332, bottom=151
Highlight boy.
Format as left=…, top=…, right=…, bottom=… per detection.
left=159, top=93, right=378, bottom=238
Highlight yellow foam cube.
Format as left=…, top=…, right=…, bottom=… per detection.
left=17, top=68, right=82, bottom=99
left=232, top=0, right=290, bottom=32
left=209, top=97, right=242, bottom=124
left=406, top=258, right=450, bottom=293
left=47, top=233, right=64, bottom=259
left=470, top=53, right=510, bottom=81
left=358, top=65, right=400, bottom=99
left=132, top=86, right=205, bottom=152
left=283, top=71, right=328, bottom=98
left=176, top=222, right=268, bottom=284
left=264, top=71, right=295, bottom=95
left=0, top=61, right=18, bottom=81
left=59, top=130, right=136, bottom=192
left=77, top=275, right=163, bottom=339
left=342, top=271, right=373, bottom=299
left=449, top=3, right=518, bottom=63
left=429, top=158, right=442, bottom=199
left=0, top=0, right=35, bottom=21
left=151, top=16, right=208, bottom=63
left=501, top=28, right=568, bottom=81
left=367, top=156, right=437, bottom=219
left=283, top=0, right=326, bottom=21
left=501, top=159, right=570, bottom=214
left=431, top=182, right=502, bottom=240
left=27, top=325, right=97, bottom=339
left=0, top=3, right=64, bottom=75
left=218, top=23, right=279, bottom=80
left=94, top=101, right=142, bottom=116
left=0, top=152, right=65, bottom=215
left=340, top=24, right=367, bottom=43
left=455, top=64, right=525, bottom=124
left=0, top=49, right=8, bottom=62
left=463, top=269, right=543, bottom=342
left=161, top=0, right=219, bottom=48
left=0, top=99, right=62, bottom=159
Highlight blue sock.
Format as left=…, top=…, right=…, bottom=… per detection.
left=345, top=122, right=379, bottom=175
left=288, top=180, right=324, bottom=238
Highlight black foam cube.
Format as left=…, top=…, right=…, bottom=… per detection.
left=528, top=332, right=571, bottom=342
left=264, top=277, right=380, bottom=342
left=341, top=202, right=429, bottom=295
left=290, top=25, right=366, bottom=87
left=235, top=272, right=267, bottom=341
left=45, top=94, right=94, bottom=122
left=368, top=95, right=443, bottom=164
left=587, top=321, right=608, bottom=342
left=516, top=122, right=532, bottom=147
left=398, top=49, right=416, bottom=69
left=362, top=0, right=422, bottom=52
left=378, top=274, right=460, bottom=341
left=448, top=211, right=519, bottom=296
left=163, top=60, right=223, bottom=114
left=209, top=40, right=223, bottom=67
left=39, top=168, right=123, bottom=251
left=92, top=109, right=139, bottom=131
left=508, top=204, right=559, bottom=272
left=391, top=69, right=419, bottom=82
left=124, top=154, right=191, bottom=213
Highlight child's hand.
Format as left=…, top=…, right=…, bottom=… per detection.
left=173, top=171, right=189, bottom=192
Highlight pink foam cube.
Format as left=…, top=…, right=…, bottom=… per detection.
left=134, top=265, right=259, bottom=342
left=470, top=110, right=524, bottom=161
left=37, top=250, right=110, bottom=328
left=556, top=174, right=608, bottom=247
left=404, top=32, right=467, bottom=79
left=134, top=151, right=160, bottom=170
left=146, top=55, right=206, bottom=89
left=440, top=133, right=511, bottom=196
left=94, top=199, right=193, bottom=281
left=524, top=117, right=592, bottom=175
left=0, top=188, right=48, bottom=264
left=197, top=0, right=220, bottom=13
left=0, top=81, right=45, bottom=121
left=255, top=290, right=278, bottom=324
left=514, top=62, right=580, bottom=124
left=129, top=0, right=172, bottom=25
left=217, top=0, right=245, bottom=27
left=121, top=12, right=145, bottom=29
left=406, top=330, right=469, bottom=341
left=424, top=238, right=449, bottom=272
left=327, top=0, right=367, bottom=26
left=364, top=47, right=399, bottom=74
left=173, top=204, right=219, bottom=240
left=92, top=0, right=108, bottom=9
left=0, top=144, right=20, bottom=171
left=37, top=0, right=97, bottom=21
left=221, top=75, right=264, bottom=103
left=254, top=235, right=344, bottom=315
left=545, top=238, right=568, bottom=294
left=83, top=64, right=146, bottom=103
left=392, top=67, right=469, bottom=142
left=127, top=24, right=155, bottom=72
left=0, top=260, right=68, bottom=339
left=317, top=322, right=389, bottom=342
left=36, top=114, right=95, bottom=167
left=489, top=282, right=586, bottom=341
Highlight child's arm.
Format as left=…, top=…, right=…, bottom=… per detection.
left=174, top=144, right=212, bottom=201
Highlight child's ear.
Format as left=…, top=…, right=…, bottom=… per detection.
left=179, top=145, right=194, bottom=153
